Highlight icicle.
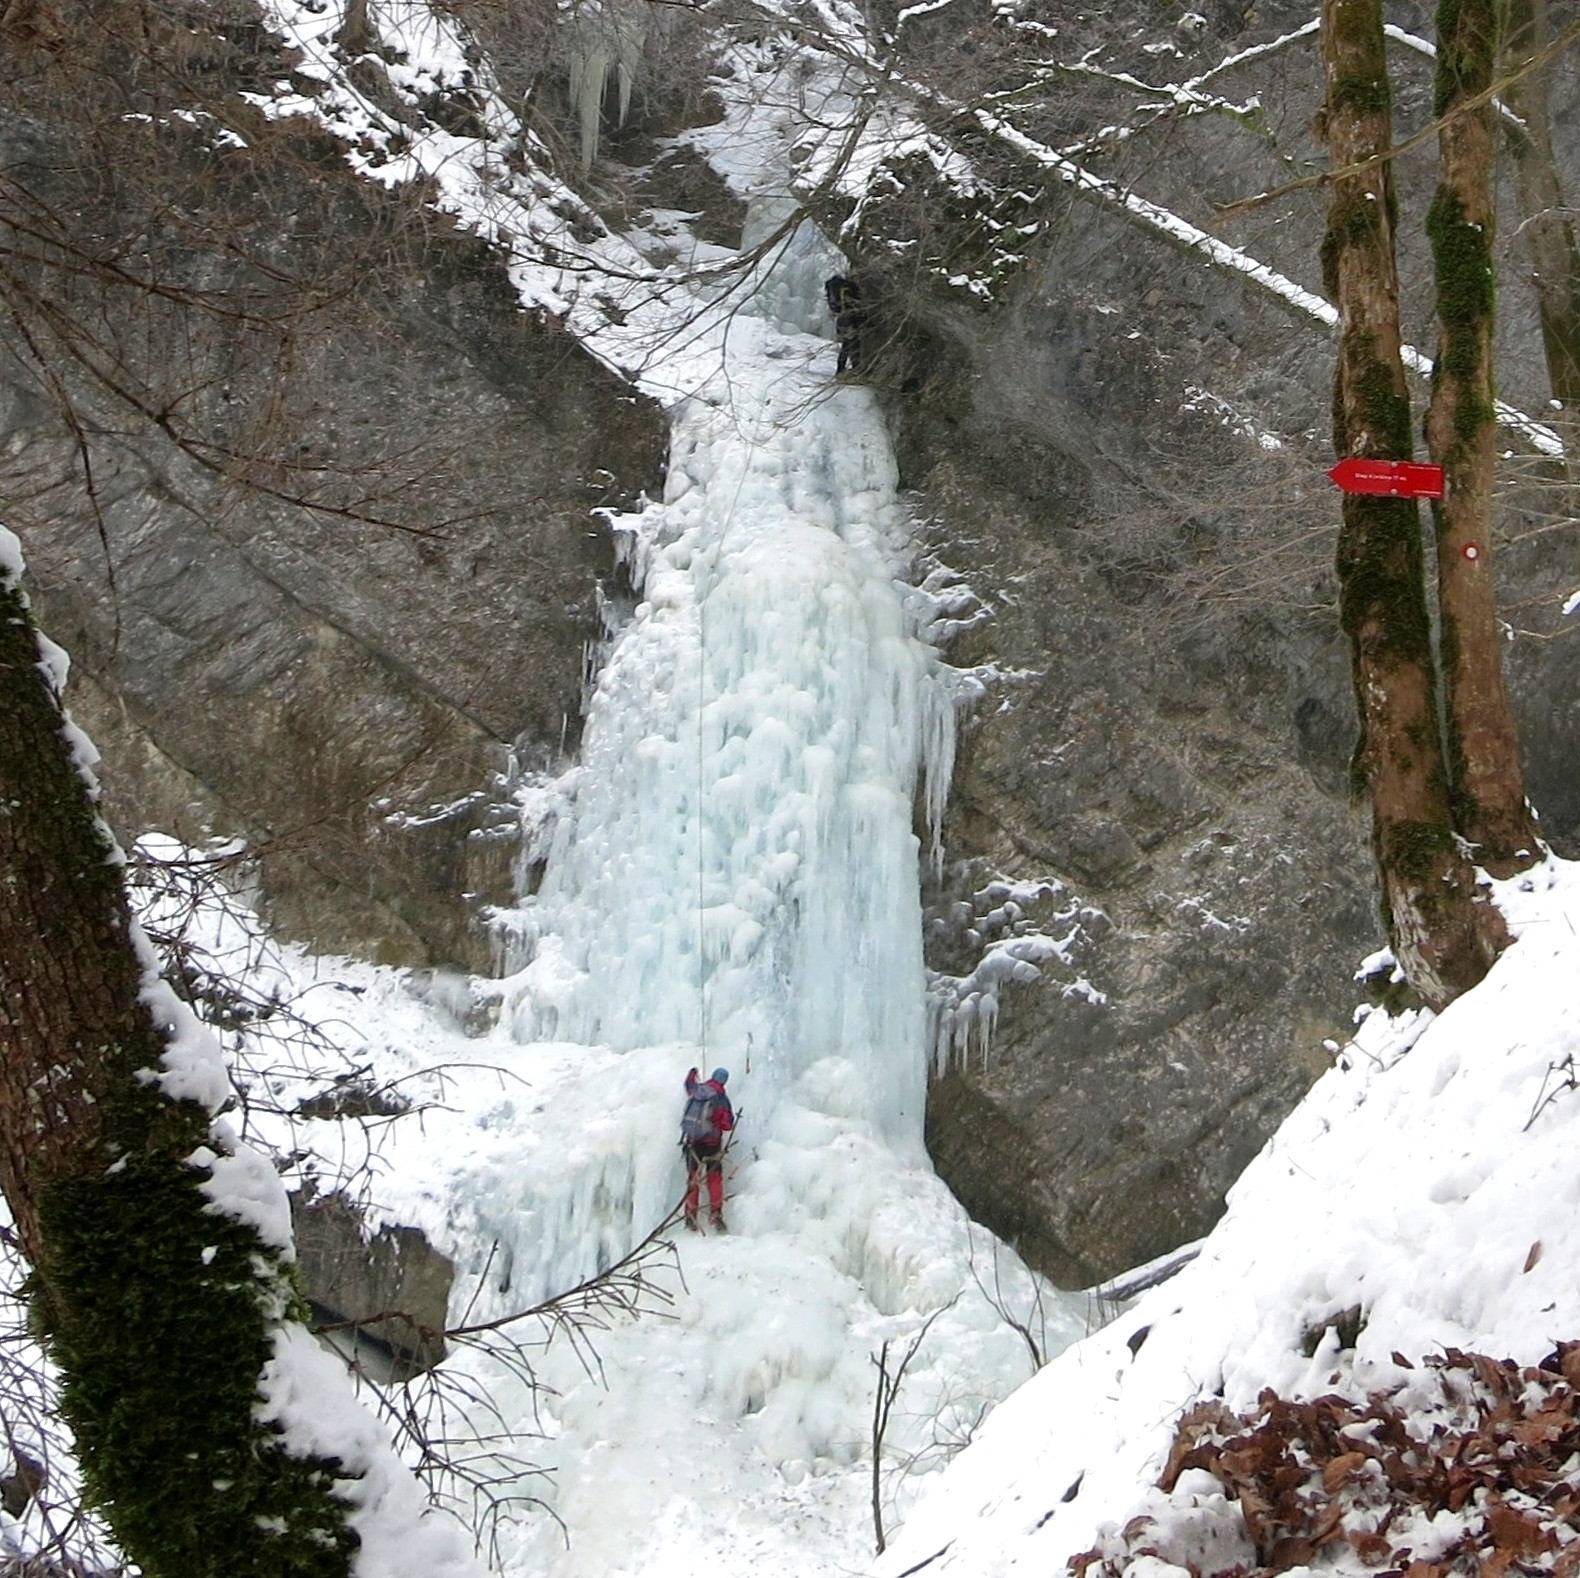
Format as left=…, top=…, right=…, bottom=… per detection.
left=562, top=0, right=649, bottom=168
left=568, top=44, right=609, bottom=169
left=919, top=669, right=957, bottom=877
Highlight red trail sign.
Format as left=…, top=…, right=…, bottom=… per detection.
left=1327, top=458, right=1445, bottom=498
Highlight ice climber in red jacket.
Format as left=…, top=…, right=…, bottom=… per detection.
left=680, top=1066, right=735, bottom=1233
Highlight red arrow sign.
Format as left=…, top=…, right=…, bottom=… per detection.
left=1328, top=458, right=1445, bottom=498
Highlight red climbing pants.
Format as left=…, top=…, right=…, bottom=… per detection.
left=683, top=1143, right=724, bottom=1221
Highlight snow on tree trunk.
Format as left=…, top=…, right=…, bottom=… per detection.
left=1319, top=0, right=1505, bottom=1010
left=1424, top=0, right=1543, bottom=874
left=0, top=533, right=481, bottom=1578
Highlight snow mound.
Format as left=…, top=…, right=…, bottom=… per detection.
left=875, top=857, right=1580, bottom=1578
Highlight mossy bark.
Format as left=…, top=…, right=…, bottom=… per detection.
left=0, top=564, right=360, bottom=1577
left=1424, top=0, right=1542, bottom=874
left=1320, top=0, right=1505, bottom=1008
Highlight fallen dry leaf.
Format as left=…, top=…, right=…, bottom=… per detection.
left=1077, top=1344, right=1580, bottom=1578
left=1484, top=1501, right=1558, bottom=1558
left=1321, top=1452, right=1369, bottom=1493
left=1266, top=1535, right=1315, bottom=1572
left=1348, top=1528, right=1392, bottom=1567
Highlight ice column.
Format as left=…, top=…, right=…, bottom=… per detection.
left=500, top=209, right=952, bottom=1148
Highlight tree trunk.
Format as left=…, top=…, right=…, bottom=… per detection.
left=1320, top=0, right=1505, bottom=1008
left=1503, top=0, right=1580, bottom=439
left=0, top=548, right=360, bottom=1578
left=1423, top=0, right=1543, bottom=873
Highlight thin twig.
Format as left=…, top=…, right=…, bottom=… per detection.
left=1215, top=16, right=1580, bottom=217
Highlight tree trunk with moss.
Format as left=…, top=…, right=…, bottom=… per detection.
left=1423, top=0, right=1542, bottom=873
left=1503, top=0, right=1580, bottom=441
left=0, top=550, right=361, bottom=1578
left=1320, top=0, right=1505, bottom=1008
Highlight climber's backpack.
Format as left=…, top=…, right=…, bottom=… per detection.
left=680, top=1088, right=724, bottom=1147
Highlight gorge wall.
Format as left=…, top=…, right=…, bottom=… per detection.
left=855, top=0, right=1580, bottom=1282
left=3, top=12, right=666, bottom=969
left=10, top=0, right=1577, bottom=1287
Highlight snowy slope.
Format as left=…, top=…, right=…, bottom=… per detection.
left=180, top=935, right=1080, bottom=1578
left=143, top=9, right=1097, bottom=1573
left=873, top=859, right=1580, bottom=1578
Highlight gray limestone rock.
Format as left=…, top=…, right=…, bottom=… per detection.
left=5, top=89, right=666, bottom=971
left=872, top=128, right=1577, bottom=1285
left=290, top=1187, right=455, bottom=1377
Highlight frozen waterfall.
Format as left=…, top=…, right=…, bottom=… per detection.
left=122, top=0, right=1090, bottom=1567
left=427, top=194, right=1087, bottom=1577
left=496, top=209, right=953, bottom=1152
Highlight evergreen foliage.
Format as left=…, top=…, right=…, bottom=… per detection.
left=41, top=1162, right=359, bottom=1578
left=0, top=567, right=361, bottom=1578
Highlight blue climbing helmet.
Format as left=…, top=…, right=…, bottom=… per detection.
left=711, top=1067, right=729, bottom=1086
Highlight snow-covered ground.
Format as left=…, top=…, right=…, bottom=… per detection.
left=874, top=856, right=1580, bottom=1578
left=156, top=915, right=1080, bottom=1578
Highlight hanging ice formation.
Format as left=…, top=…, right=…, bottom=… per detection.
left=562, top=0, right=648, bottom=167
left=499, top=205, right=953, bottom=1139
left=479, top=203, right=959, bottom=1296
left=448, top=140, right=1084, bottom=1578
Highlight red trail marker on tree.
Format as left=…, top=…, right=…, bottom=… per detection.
left=1328, top=457, right=1446, bottom=498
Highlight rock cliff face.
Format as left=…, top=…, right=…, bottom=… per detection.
left=855, top=10, right=1580, bottom=1281
left=890, top=279, right=1380, bottom=1284
left=4, top=29, right=666, bottom=968
left=11, top=0, right=1576, bottom=1287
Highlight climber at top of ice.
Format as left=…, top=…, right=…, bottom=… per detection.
left=824, top=274, right=867, bottom=375
left=681, top=1066, right=734, bottom=1236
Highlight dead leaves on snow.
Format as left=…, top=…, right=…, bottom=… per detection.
left=1071, top=1343, right=1580, bottom=1578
